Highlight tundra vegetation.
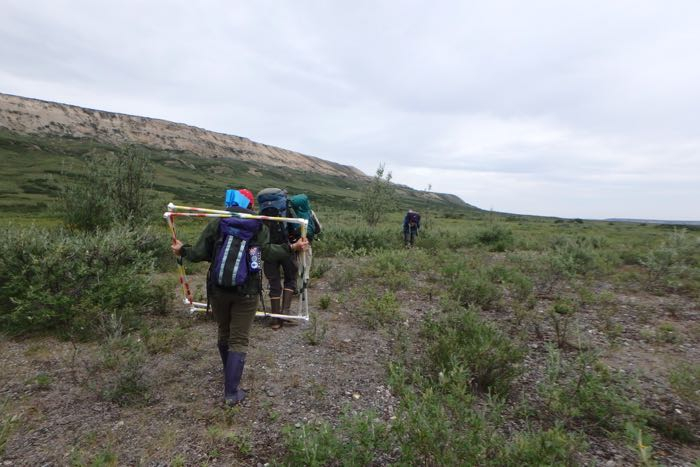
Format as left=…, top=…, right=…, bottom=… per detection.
left=0, top=130, right=699, bottom=465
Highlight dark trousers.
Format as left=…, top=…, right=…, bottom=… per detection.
left=404, top=227, right=418, bottom=246
left=263, top=255, right=298, bottom=298
left=210, top=288, right=258, bottom=353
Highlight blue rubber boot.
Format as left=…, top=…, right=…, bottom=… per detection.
left=224, top=351, right=247, bottom=405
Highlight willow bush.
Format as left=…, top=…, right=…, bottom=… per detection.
left=0, top=224, right=169, bottom=339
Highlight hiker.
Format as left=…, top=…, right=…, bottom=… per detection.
left=288, top=194, right=322, bottom=312
left=257, top=188, right=303, bottom=329
left=403, top=209, right=421, bottom=247
left=171, top=188, right=308, bottom=405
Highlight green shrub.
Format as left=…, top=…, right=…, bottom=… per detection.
left=446, top=268, right=502, bottom=310
left=328, top=262, right=360, bottom=291
left=474, top=223, right=515, bottom=251
left=540, top=347, right=649, bottom=434
left=669, top=362, right=700, bottom=404
left=391, top=373, right=495, bottom=465
left=548, top=298, right=577, bottom=348
left=360, top=290, right=401, bottom=329
left=655, top=323, right=682, bottom=344
left=0, top=224, right=168, bottom=338
left=359, top=163, right=397, bottom=226
left=0, top=399, right=19, bottom=456
left=422, top=304, right=524, bottom=396
left=283, top=410, right=391, bottom=466
left=361, top=249, right=425, bottom=290
left=549, top=235, right=599, bottom=276
left=95, top=334, right=151, bottom=406
left=315, top=226, right=396, bottom=256
left=640, top=229, right=700, bottom=294
left=386, top=364, right=582, bottom=466
left=318, top=295, right=331, bottom=310
left=141, top=326, right=187, bottom=354
left=58, top=165, right=114, bottom=231
left=488, top=266, right=535, bottom=305
left=303, top=311, right=327, bottom=346
left=496, top=425, right=583, bottom=466
left=310, top=258, right=332, bottom=279
left=58, top=148, right=157, bottom=231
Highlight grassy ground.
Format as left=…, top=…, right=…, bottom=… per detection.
left=1, top=210, right=699, bottom=465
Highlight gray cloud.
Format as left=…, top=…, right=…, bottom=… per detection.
left=1, top=0, right=699, bottom=219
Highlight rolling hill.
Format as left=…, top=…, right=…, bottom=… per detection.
left=0, top=93, right=477, bottom=217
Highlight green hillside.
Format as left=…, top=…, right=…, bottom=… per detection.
left=0, top=129, right=480, bottom=220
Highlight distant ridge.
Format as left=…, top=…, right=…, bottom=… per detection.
left=0, top=92, right=473, bottom=210
left=606, top=218, right=700, bottom=226
left=0, top=92, right=365, bottom=179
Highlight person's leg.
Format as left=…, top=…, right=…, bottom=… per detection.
left=264, top=260, right=283, bottom=328
left=281, top=255, right=299, bottom=314
left=224, top=294, right=258, bottom=405
left=211, top=289, right=233, bottom=368
left=281, top=255, right=298, bottom=293
left=227, top=295, right=258, bottom=353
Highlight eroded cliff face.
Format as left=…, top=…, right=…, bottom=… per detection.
left=0, top=93, right=366, bottom=179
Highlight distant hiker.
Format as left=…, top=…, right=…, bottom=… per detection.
left=171, top=188, right=308, bottom=406
left=403, top=209, right=421, bottom=247
left=257, top=188, right=309, bottom=329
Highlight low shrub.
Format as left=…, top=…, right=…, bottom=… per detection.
left=360, top=290, right=401, bottom=329
left=310, top=258, right=332, bottom=279
left=0, top=399, right=19, bottom=456
left=488, top=266, right=535, bottom=306
left=497, top=425, right=583, bottom=466
left=669, top=361, right=700, bottom=404
left=141, top=326, right=187, bottom=354
left=446, top=268, right=502, bottom=310
left=318, top=295, right=331, bottom=310
left=94, top=333, right=151, bottom=406
left=640, top=229, right=700, bottom=294
left=474, top=223, right=515, bottom=251
left=386, top=364, right=581, bottom=465
left=303, top=311, right=327, bottom=346
left=540, top=346, right=650, bottom=434
left=362, top=249, right=428, bottom=290
left=548, top=298, right=578, bottom=348
left=283, top=410, right=391, bottom=466
left=328, top=262, right=360, bottom=291
left=313, top=226, right=396, bottom=256
left=422, top=304, right=524, bottom=396
left=0, top=224, right=168, bottom=339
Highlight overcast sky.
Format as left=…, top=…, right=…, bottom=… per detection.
left=1, top=0, right=699, bottom=219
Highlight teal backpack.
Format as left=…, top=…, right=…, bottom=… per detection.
left=289, top=194, right=321, bottom=241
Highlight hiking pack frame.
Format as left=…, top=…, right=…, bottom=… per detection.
left=164, top=203, right=311, bottom=321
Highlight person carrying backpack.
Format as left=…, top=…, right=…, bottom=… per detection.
left=403, top=209, right=421, bottom=247
left=171, top=188, right=308, bottom=406
left=257, top=188, right=304, bottom=329
left=288, top=194, right=321, bottom=310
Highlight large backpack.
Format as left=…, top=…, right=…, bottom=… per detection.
left=210, top=215, right=262, bottom=289
left=289, top=194, right=321, bottom=241
left=257, top=188, right=293, bottom=244
left=407, top=211, right=420, bottom=227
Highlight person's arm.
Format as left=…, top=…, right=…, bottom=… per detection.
left=171, top=220, right=218, bottom=262
left=258, top=223, right=310, bottom=262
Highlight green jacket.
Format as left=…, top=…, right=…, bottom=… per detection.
left=181, top=218, right=292, bottom=295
